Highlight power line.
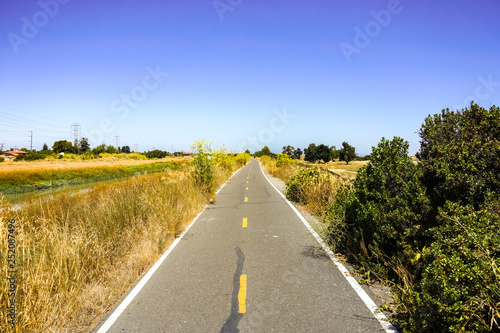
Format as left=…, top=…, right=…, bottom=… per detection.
left=0, top=105, right=73, bottom=150
left=0, top=111, right=68, bottom=129
left=0, top=118, right=67, bottom=132
left=0, top=104, right=69, bottom=127
left=0, top=128, right=24, bottom=135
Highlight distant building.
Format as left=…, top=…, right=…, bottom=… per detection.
left=0, top=150, right=28, bottom=160
left=183, top=152, right=194, bottom=158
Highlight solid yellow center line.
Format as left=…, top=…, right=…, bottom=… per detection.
left=238, top=275, right=247, bottom=313
left=242, top=218, right=247, bottom=228
left=244, top=197, right=248, bottom=202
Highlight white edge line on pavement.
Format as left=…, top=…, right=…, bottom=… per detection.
left=96, top=166, right=244, bottom=332
left=258, top=161, right=399, bottom=333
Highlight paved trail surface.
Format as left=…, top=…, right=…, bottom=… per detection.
left=96, top=159, right=393, bottom=332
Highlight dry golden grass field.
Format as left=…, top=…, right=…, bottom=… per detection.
left=0, top=156, right=186, bottom=172
left=299, top=160, right=369, bottom=180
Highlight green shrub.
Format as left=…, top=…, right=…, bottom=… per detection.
left=63, top=153, right=77, bottom=159
left=418, top=103, right=500, bottom=208
left=259, top=155, right=272, bottom=166
left=315, top=105, right=500, bottom=331
left=144, top=149, right=168, bottom=159
left=324, top=183, right=353, bottom=252
left=286, top=167, right=321, bottom=204
left=235, top=153, right=251, bottom=166
left=191, top=140, right=216, bottom=195
left=115, top=153, right=129, bottom=159
left=14, top=151, right=53, bottom=161
left=76, top=152, right=96, bottom=160
left=214, top=147, right=235, bottom=172
left=396, top=200, right=500, bottom=332
left=127, top=152, right=146, bottom=160
left=344, top=137, right=430, bottom=281
left=275, top=153, right=296, bottom=168
left=0, top=157, right=4, bottom=163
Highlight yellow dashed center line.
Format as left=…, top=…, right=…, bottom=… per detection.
left=238, top=275, right=247, bottom=313
left=246, top=187, right=248, bottom=190
left=244, top=197, right=248, bottom=202
left=242, top=218, right=247, bottom=228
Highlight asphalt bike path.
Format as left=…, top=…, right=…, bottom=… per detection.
left=96, top=159, right=395, bottom=332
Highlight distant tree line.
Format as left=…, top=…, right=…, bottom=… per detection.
left=251, top=142, right=364, bottom=164
left=143, top=149, right=185, bottom=159
left=9, top=138, right=180, bottom=161
left=253, top=146, right=275, bottom=158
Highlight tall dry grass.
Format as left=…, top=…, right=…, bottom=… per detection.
left=296, top=160, right=367, bottom=181
left=259, top=155, right=299, bottom=183
left=260, top=156, right=347, bottom=216
left=298, top=171, right=348, bottom=217
left=0, top=169, right=209, bottom=332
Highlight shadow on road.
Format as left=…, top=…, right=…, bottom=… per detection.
left=220, top=247, right=245, bottom=333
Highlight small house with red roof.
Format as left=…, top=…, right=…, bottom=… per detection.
left=0, top=150, right=28, bottom=160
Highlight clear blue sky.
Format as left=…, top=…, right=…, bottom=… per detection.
left=1, top=0, right=499, bottom=155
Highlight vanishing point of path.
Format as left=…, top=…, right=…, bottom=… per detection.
left=95, top=159, right=397, bottom=332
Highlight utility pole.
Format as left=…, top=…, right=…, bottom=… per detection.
left=29, top=131, right=33, bottom=151
left=71, top=123, right=81, bottom=154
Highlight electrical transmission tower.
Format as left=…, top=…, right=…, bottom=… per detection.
left=115, top=136, right=120, bottom=149
left=29, top=131, right=33, bottom=151
left=134, top=143, right=138, bottom=152
left=71, top=123, right=81, bottom=154
left=0, top=143, right=4, bottom=152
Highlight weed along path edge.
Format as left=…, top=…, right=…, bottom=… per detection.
left=94, top=159, right=398, bottom=332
